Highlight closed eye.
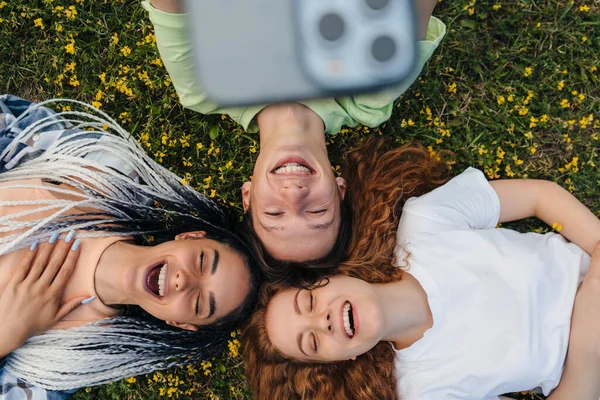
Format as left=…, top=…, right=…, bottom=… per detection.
left=266, top=211, right=283, bottom=216
left=312, top=333, right=318, bottom=353
left=309, top=209, right=327, bottom=215
left=309, top=291, right=313, bottom=312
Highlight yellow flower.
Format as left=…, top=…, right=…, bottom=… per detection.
left=530, top=145, right=537, bottom=155
left=120, top=46, right=132, bottom=57
left=492, top=4, right=501, bottom=10
left=150, top=57, right=163, bottom=67
left=523, top=67, right=532, bottom=77
left=497, top=95, right=505, bottom=105
left=91, top=101, right=102, bottom=109
left=0, top=2, right=7, bottom=8
left=560, top=99, right=570, bottom=108
left=580, top=5, right=590, bottom=12
left=69, top=75, right=80, bottom=87
left=540, top=114, right=549, bottom=123
left=64, top=62, right=76, bottom=73
left=125, top=377, right=136, bottom=384
left=64, top=5, right=77, bottom=19
left=34, top=18, right=44, bottom=29
left=551, top=222, right=563, bottom=232
left=64, top=37, right=75, bottom=55
left=582, top=36, right=588, bottom=43
left=110, top=33, right=119, bottom=46
left=507, top=94, right=514, bottom=102
left=529, top=116, right=539, bottom=128
left=447, top=82, right=457, bottom=94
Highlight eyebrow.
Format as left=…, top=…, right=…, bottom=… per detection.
left=293, top=290, right=309, bottom=356
left=211, top=249, right=219, bottom=275
left=308, top=219, right=334, bottom=230
left=260, top=218, right=335, bottom=233
left=293, top=289, right=301, bottom=315
left=297, top=332, right=308, bottom=357
left=259, top=221, right=284, bottom=232
left=207, top=292, right=216, bottom=319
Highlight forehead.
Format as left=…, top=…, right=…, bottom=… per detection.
left=265, top=289, right=303, bottom=356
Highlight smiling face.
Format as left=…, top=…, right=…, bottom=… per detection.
left=265, top=276, right=385, bottom=362
left=242, top=118, right=347, bottom=262
left=123, top=232, right=251, bottom=331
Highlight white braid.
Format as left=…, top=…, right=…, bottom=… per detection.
left=2, top=99, right=232, bottom=390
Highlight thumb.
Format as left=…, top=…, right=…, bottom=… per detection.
left=586, top=241, right=600, bottom=280
left=56, top=296, right=92, bottom=321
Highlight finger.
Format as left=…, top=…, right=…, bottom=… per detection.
left=10, top=241, right=39, bottom=284
left=24, top=238, right=57, bottom=282
left=586, top=241, right=600, bottom=279
left=49, top=238, right=81, bottom=289
left=39, top=230, right=76, bottom=286
left=55, top=296, right=89, bottom=321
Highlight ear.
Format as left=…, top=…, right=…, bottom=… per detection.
left=174, top=231, right=206, bottom=241
left=166, top=321, right=199, bottom=332
left=241, top=181, right=252, bottom=212
left=336, top=177, right=347, bottom=200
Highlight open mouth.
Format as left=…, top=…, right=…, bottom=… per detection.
left=342, top=301, right=356, bottom=338
left=271, top=157, right=315, bottom=175
left=145, top=262, right=167, bottom=298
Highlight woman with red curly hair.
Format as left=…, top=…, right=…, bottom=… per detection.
left=242, top=137, right=600, bottom=400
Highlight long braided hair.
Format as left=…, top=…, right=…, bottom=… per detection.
left=0, top=98, right=260, bottom=390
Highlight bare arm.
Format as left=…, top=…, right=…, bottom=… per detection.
left=490, top=179, right=600, bottom=255
left=416, top=0, right=439, bottom=39
left=547, top=243, right=600, bottom=399
left=149, top=0, right=183, bottom=13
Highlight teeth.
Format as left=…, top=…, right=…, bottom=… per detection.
left=343, top=302, right=354, bottom=337
left=274, top=162, right=311, bottom=174
left=157, top=264, right=167, bottom=297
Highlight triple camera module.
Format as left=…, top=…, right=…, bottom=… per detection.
left=298, top=0, right=416, bottom=90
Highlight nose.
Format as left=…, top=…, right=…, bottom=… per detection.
left=311, top=309, right=333, bottom=334
left=280, top=181, right=309, bottom=203
left=174, top=269, right=190, bottom=292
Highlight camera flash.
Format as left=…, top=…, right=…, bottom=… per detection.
left=328, top=59, right=345, bottom=77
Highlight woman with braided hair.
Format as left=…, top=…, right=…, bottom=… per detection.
left=0, top=95, right=260, bottom=395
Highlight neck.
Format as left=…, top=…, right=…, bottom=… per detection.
left=94, top=240, right=137, bottom=306
left=257, top=102, right=325, bottom=149
left=374, top=272, right=433, bottom=350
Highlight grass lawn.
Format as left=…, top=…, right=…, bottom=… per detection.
left=1, top=0, right=598, bottom=398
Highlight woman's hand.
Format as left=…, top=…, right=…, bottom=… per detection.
left=549, top=242, right=600, bottom=399
left=0, top=232, right=87, bottom=357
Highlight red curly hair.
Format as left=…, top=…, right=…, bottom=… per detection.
left=242, top=137, right=452, bottom=399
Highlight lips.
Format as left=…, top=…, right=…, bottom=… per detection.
left=144, top=261, right=167, bottom=299
left=271, top=156, right=316, bottom=175
left=341, top=300, right=357, bottom=339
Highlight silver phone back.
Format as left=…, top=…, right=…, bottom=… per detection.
left=186, top=0, right=321, bottom=106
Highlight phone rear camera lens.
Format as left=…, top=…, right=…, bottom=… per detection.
left=365, top=0, right=390, bottom=10
left=319, top=13, right=345, bottom=42
left=371, top=35, right=396, bottom=62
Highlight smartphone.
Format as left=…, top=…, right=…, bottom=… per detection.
left=185, top=0, right=418, bottom=106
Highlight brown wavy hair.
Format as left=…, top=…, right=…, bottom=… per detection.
left=242, top=137, right=452, bottom=400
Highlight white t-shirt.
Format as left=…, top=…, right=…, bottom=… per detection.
left=393, top=168, right=590, bottom=400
